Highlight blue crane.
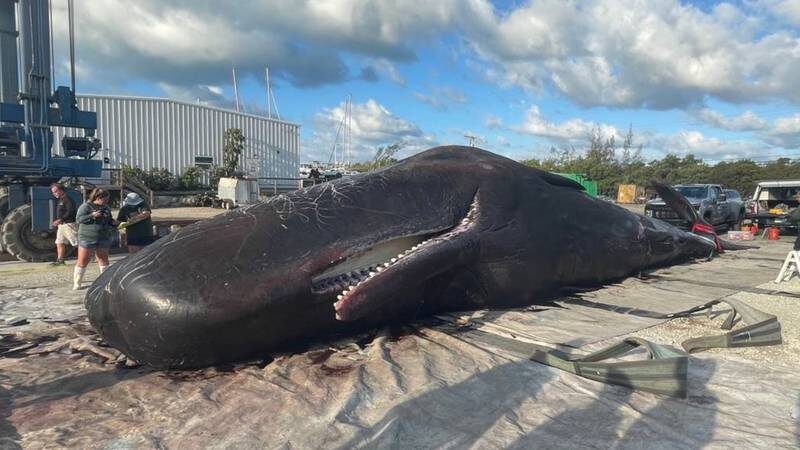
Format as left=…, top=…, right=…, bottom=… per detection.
left=0, top=0, right=102, bottom=261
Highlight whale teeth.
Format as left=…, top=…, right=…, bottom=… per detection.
left=383, top=262, right=390, bottom=267
left=376, top=267, right=384, bottom=272
left=337, top=294, right=343, bottom=300
left=391, top=258, right=397, bottom=263
left=397, top=253, right=404, bottom=258
left=369, top=271, right=376, bottom=277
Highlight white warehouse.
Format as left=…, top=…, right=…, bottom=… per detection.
left=53, top=94, right=300, bottom=189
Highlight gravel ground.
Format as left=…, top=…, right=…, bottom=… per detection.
left=128, top=206, right=224, bottom=221
left=631, top=289, right=799, bottom=370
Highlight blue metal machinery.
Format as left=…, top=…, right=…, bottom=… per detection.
left=0, top=0, right=101, bottom=261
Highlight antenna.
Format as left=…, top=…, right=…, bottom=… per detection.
left=232, top=67, right=241, bottom=112
left=270, top=86, right=281, bottom=120
left=464, top=134, right=479, bottom=147
left=346, top=93, right=352, bottom=166
left=264, top=66, right=281, bottom=120
left=265, top=66, right=271, bottom=118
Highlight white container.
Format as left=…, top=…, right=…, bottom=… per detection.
left=217, top=177, right=259, bottom=207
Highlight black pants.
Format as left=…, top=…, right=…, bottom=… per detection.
left=794, top=234, right=800, bottom=250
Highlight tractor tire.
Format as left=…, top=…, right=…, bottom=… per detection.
left=0, top=204, right=57, bottom=262
left=0, top=195, right=9, bottom=222
left=0, top=195, right=8, bottom=253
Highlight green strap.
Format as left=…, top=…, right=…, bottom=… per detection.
left=530, top=337, right=688, bottom=398
left=674, top=297, right=783, bottom=353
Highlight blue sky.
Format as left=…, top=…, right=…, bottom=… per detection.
left=52, top=0, right=800, bottom=164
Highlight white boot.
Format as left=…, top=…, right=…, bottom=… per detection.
left=99, top=265, right=109, bottom=274
left=73, top=266, right=86, bottom=290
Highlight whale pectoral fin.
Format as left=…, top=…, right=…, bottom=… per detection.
left=538, top=172, right=586, bottom=191
left=651, top=182, right=726, bottom=252
left=651, top=181, right=703, bottom=225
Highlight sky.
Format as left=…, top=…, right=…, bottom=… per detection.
left=49, top=0, right=800, bottom=165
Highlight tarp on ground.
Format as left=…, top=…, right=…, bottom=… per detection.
left=1, top=244, right=798, bottom=449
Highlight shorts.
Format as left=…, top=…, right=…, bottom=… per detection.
left=126, top=235, right=155, bottom=246
left=55, top=223, right=78, bottom=246
left=79, top=239, right=111, bottom=249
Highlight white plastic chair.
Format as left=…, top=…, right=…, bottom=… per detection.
left=775, top=250, right=800, bottom=283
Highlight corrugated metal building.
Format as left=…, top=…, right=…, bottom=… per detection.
left=53, top=94, right=299, bottom=189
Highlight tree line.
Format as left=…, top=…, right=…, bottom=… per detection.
left=520, top=128, right=800, bottom=198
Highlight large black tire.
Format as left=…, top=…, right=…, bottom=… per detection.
left=0, top=195, right=8, bottom=221
left=0, top=204, right=57, bottom=262
left=0, top=195, right=8, bottom=253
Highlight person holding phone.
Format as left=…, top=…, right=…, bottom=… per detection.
left=73, top=188, right=117, bottom=290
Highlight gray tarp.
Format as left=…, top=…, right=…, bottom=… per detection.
left=1, top=242, right=799, bottom=449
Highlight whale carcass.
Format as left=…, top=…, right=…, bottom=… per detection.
left=86, top=146, right=717, bottom=368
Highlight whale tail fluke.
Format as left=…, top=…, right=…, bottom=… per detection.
left=651, top=181, right=724, bottom=253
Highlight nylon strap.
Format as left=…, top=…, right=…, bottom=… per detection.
left=529, top=337, right=689, bottom=397
left=668, top=297, right=783, bottom=353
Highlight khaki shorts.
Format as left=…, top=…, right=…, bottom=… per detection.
left=55, top=222, right=78, bottom=246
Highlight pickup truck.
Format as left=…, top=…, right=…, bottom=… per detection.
left=744, top=180, right=800, bottom=230
left=644, top=184, right=733, bottom=229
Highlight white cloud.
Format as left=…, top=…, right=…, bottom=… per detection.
left=513, top=106, right=620, bottom=143
left=51, top=0, right=475, bottom=90
left=762, top=113, right=800, bottom=148
left=645, top=130, right=765, bottom=160
left=363, top=59, right=406, bottom=85
left=690, top=108, right=800, bottom=149
left=485, top=115, right=504, bottom=129
left=467, top=0, right=800, bottom=108
left=308, top=99, right=436, bottom=162
left=495, top=135, right=510, bottom=147
left=758, top=0, right=800, bottom=26
left=691, top=108, right=767, bottom=131
left=50, top=1, right=800, bottom=112
left=413, top=86, right=468, bottom=110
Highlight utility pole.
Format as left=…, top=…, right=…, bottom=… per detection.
left=464, top=134, right=479, bottom=147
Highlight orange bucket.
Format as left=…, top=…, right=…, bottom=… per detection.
left=767, top=227, right=780, bottom=240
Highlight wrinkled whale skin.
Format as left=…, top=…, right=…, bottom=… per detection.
left=86, top=146, right=713, bottom=368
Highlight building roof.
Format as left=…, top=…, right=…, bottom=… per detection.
left=79, top=93, right=300, bottom=128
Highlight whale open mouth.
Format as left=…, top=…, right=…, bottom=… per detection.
left=311, top=192, right=480, bottom=321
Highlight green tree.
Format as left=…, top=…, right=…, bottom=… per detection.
left=221, top=128, right=245, bottom=178
left=179, top=166, right=205, bottom=190
left=350, top=142, right=404, bottom=172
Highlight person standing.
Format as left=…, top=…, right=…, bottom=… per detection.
left=74, top=188, right=116, bottom=290
left=117, top=192, right=154, bottom=253
left=49, top=183, right=78, bottom=265
left=790, top=192, right=800, bottom=251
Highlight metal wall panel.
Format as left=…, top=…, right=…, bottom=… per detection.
left=53, top=95, right=299, bottom=188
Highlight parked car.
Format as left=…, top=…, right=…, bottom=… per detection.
left=644, top=184, right=733, bottom=229
left=724, top=189, right=745, bottom=225
left=744, top=180, right=800, bottom=230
